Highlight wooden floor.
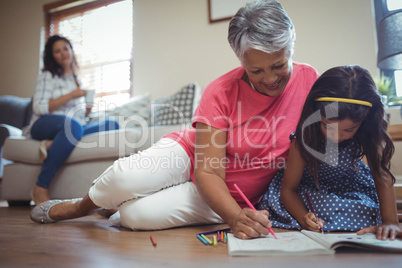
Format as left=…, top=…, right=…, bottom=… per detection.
left=1, top=201, right=402, bottom=268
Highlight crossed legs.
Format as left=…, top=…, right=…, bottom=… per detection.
left=30, top=116, right=119, bottom=204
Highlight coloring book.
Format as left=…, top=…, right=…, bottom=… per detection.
left=227, top=231, right=402, bottom=256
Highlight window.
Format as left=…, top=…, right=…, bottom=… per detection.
left=386, top=0, right=402, bottom=11
left=386, top=0, right=402, bottom=97
left=44, top=0, right=133, bottom=109
left=374, top=0, right=402, bottom=101
left=395, top=70, right=402, bottom=96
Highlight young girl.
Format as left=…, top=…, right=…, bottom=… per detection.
left=257, top=65, right=401, bottom=240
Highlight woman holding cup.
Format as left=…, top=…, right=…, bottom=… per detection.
left=26, top=35, right=119, bottom=204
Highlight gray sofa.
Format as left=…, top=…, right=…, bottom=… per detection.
left=2, top=124, right=182, bottom=206
left=0, top=95, right=146, bottom=206
left=0, top=95, right=33, bottom=180
left=0, top=83, right=200, bottom=206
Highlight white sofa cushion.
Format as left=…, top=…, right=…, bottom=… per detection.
left=89, top=93, right=151, bottom=128
left=3, top=129, right=141, bottom=165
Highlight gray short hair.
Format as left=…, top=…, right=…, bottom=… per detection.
left=228, top=0, right=296, bottom=59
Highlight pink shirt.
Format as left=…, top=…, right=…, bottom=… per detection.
left=164, top=62, right=319, bottom=207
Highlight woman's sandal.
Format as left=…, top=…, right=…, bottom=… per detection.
left=30, top=198, right=83, bottom=223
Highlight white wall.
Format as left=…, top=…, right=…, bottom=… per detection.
left=0, top=0, right=378, bottom=100
left=133, top=0, right=378, bottom=98
left=132, top=0, right=238, bottom=97
left=284, top=0, right=377, bottom=76
left=0, top=0, right=55, bottom=97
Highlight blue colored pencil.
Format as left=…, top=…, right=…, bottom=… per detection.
left=196, top=234, right=209, bottom=245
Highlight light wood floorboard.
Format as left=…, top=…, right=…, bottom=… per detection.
left=1, top=202, right=402, bottom=268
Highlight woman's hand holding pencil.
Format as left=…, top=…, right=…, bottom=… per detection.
left=232, top=184, right=277, bottom=240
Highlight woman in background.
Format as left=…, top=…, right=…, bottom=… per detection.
left=28, top=35, right=119, bottom=204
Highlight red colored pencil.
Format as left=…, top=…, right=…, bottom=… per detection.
left=150, top=235, right=157, bottom=247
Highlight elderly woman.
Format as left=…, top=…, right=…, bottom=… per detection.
left=31, top=0, right=319, bottom=239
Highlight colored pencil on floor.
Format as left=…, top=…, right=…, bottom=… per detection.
left=201, top=234, right=213, bottom=245
left=196, top=228, right=232, bottom=246
left=198, top=228, right=231, bottom=236
left=150, top=235, right=157, bottom=247
left=197, top=234, right=209, bottom=245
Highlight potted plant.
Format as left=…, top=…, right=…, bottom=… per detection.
left=374, top=74, right=393, bottom=107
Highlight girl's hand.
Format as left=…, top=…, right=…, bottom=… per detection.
left=231, top=208, right=272, bottom=240
left=302, top=212, right=325, bottom=232
left=357, top=224, right=402, bottom=240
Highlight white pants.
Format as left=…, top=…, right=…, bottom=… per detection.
left=89, top=138, right=224, bottom=230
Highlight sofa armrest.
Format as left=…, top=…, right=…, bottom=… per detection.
left=0, top=95, right=33, bottom=129
left=0, top=124, right=23, bottom=148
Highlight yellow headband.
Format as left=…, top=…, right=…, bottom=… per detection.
left=315, top=97, right=372, bottom=107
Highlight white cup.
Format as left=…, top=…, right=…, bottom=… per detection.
left=84, top=89, right=96, bottom=104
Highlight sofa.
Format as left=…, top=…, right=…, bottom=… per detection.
left=0, top=83, right=201, bottom=206
left=0, top=95, right=33, bottom=180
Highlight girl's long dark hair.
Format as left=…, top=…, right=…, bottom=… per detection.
left=295, top=65, right=395, bottom=187
left=42, top=35, right=78, bottom=78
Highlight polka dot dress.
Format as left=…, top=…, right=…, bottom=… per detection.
left=257, top=138, right=381, bottom=232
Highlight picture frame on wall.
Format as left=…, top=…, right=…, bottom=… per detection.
left=208, top=0, right=254, bottom=23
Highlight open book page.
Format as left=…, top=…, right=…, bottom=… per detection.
left=227, top=232, right=334, bottom=256
left=301, top=230, right=402, bottom=253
